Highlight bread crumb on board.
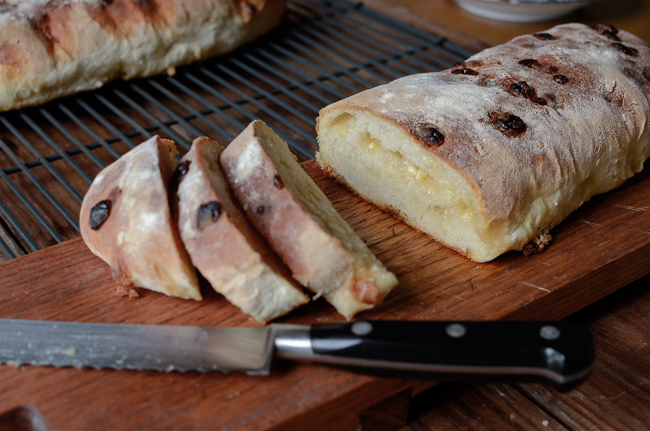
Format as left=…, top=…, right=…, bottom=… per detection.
left=116, top=286, right=140, bottom=298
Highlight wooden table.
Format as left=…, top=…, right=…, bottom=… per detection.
left=1, top=1, right=650, bottom=430
left=374, top=1, right=650, bottom=430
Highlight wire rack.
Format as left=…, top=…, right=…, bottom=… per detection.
left=0, top=0, right=474, bottom=262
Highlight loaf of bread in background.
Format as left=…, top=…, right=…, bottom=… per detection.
left=176, top=137, right=309, bottom=322
left=220, top=120, right=398, bottom=320
left=0, top=0, right=286, bottom=111
left=79, top=135, right=201, bottom=300
left=316, top=23, right=650, bottom=262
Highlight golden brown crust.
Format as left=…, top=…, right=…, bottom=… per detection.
left=81, top=0, right=177, bottom=36
left=0, top=0, right=286, bottom=111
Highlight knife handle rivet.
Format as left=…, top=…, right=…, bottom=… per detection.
left=540, top=325, right=561, bottom=340
left=351, top=321, right=373, bottom=336
left=445, top=323, right=466, bottom=338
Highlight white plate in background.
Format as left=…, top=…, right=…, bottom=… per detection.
left=454, top=0, right=599, bottom=22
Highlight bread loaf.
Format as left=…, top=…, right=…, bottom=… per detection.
left=176, top=137, right=308, bottom=322
left=0, top=0, right=286, bottom=111
left=220, top=120, right=398, bottom=320
left=79, top=135, right=201, bottom=300
left=316, top=23, right=650, bottom=262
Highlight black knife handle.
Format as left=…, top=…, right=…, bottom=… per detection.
left=305, top=321, right=594, bottom=391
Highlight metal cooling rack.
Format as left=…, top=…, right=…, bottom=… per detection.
left=0, top=0, right=474, bottom=262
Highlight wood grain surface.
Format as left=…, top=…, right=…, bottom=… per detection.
left=0, top=158, right=649, bottom=431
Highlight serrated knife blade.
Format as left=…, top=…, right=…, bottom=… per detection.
left=0, top=318, right=275, bottom=374
left=0, top=319, right=595, bottom=391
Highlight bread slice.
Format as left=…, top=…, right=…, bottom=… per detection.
left=316, top=23, right=650, bottom=262
left=176, top=136, right=309, bottom=322
left=220, top=120, right=398, bottom=320
left=79, top=135, right=201, bottom=300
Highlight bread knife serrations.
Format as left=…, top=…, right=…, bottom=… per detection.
left=0, top=319, right=275, bottom=374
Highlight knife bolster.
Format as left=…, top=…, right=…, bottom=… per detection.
left=272, top=324, right=313, bottom=360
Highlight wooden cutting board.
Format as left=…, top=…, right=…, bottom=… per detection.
left=1, top=159, right=649, bottom=431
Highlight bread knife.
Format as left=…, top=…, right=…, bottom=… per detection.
left=0, top=319, right=594, bottom=391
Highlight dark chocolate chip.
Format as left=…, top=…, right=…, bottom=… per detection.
left=89, top=200, right=111, bottom=230
left=591, top=24, right=621, bottom=41
left=496, top=113, right=527, bottom=135
left=197, top=201, right=222, bottom=230
left=509, top=81, right=535, bottom=99
left=273, top=175, right=284, bottom=189
left=546, top=66, right=559, bottom=74
left=544, top=93, right=558, bottom=105
left=613, top=43, right=638, bottom=56
left=177, top=160, right=191, bottom=176
left=534, top=97, right=548, bottom=106
left=173, top=160, right=191, bottom=184
left=553, top=74, right=569, bottom=85
left=451, top=68, right=479, bottom=76
left=594, top=23, right=619, bottom=35
left=518, top=58, right=540, bottom=68
left=416, top=126, right=445, bottom=146
left=533, top=33, right=555, bottom=41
